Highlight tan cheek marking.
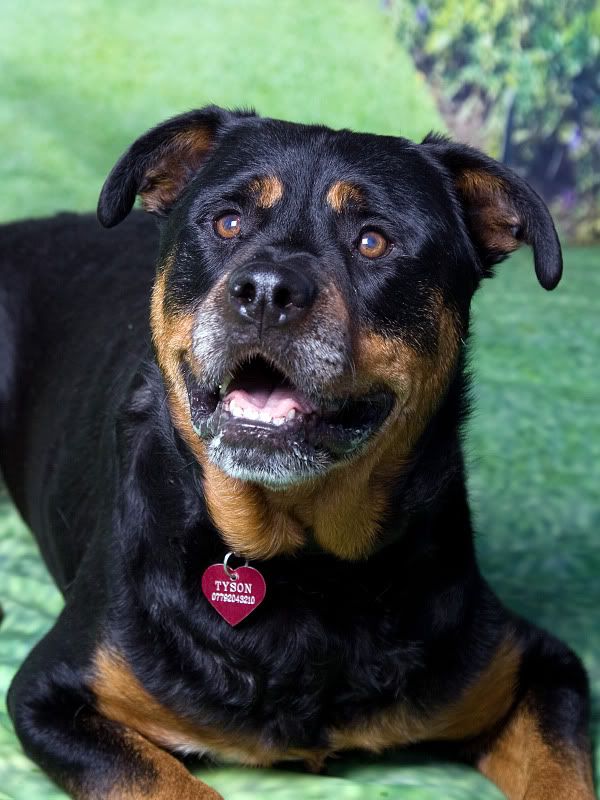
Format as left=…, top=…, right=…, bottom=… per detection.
left=271, top=299, right=462, bottom=561
left=150, top=266, right=200, bottom=459
left=91, top=648, right=329, bottom=771
left=249, top=176, right=284, bottom=208
left=326, top=181, right=363, bottom=212
left=355, top=298, right=460, bottom=421
left=330, top=637, right=520, bottom=752
left=478, top=702, right=595, bottom=800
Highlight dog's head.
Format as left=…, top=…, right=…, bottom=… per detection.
left=98, top=107, right=561, bottom=558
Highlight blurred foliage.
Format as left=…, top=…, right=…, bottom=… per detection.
left=394, top=0, right=600, bottom=242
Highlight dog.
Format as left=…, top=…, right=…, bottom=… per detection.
left=0, top=106, right=596, bottom=800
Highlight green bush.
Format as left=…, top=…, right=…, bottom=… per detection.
left=394, top=0, right=600, bottom=241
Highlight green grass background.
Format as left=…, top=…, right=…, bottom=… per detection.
left=0, top=1, right=598, bottom=798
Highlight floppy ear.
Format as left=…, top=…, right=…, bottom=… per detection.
left=97, top=106, right=256, bottom=228
left=422, top=134, right=562, bottom=290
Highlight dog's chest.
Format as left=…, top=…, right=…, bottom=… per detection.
left=161, top=652, right=417, bottom=765
left=96, top=605, right=425, bottom=767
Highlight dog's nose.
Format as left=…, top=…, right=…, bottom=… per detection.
left=228, top=263, right=317, bottom=329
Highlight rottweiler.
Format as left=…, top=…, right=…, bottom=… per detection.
left=0, top=106, right=596, bottom=799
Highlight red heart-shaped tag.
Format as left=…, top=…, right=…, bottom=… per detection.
left=201, top=564, right=266, bottom=626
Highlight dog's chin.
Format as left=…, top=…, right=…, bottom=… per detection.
left=185, top=355, right=395, bottom=488
left=203, top=436, right=332, bottom=488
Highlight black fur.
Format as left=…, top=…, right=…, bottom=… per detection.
left=0, top=107, right=593, bottom=799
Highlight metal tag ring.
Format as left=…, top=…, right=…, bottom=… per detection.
left=223, top=551, right=249, bottom=580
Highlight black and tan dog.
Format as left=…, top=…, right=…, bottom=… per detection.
left=0, top=107, right=596, bottom=799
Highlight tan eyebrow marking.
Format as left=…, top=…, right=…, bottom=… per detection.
left=249, top=176, right=284, bottom=208
left=326, top=181, right=364, bottom=212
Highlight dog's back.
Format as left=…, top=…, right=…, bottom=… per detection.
left=0, top=212, right=158, bottom=587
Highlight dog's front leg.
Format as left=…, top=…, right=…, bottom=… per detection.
left=477, top=632, right=596, bottom=800
left=8, top=611, right=222, bottom=800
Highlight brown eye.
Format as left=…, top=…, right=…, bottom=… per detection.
left=358, top=230, right=389, bottom=259
left=214, top=213, right=241, bottom=239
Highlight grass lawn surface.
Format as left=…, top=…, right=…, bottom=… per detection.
left=0, top=0, right=439, bottom=223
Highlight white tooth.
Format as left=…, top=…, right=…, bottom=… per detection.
left=273, top=417, right=285, bottom=426
left=246, top=407, right=259, bottom=421
left=286, top=409, right=296, bottom=421
left=259, top=410, right=272, bottom=423
left=230, top=401, right=244, bottom=418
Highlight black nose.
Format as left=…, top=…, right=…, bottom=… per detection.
left=228, top=263, right=317, bottom=329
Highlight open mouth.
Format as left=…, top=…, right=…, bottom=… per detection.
left=185, top=355, right=394, bottom=483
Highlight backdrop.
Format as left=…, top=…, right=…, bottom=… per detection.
left=1, top=2, right=598, bottom=798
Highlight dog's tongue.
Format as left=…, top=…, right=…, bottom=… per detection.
left=224, top=357, right=318, bottom=418
left=226, top=386, right=316, bottom=417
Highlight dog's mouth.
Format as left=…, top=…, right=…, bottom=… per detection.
left=185, top=355, right=394, bottom=485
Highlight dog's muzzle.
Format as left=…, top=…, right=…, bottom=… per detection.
left=183, top=261, right=394, bottom=487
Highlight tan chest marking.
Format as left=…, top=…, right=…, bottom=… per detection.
left=91, top=647, right=328, bottom=771
left=92, top=637, right=518, bottom=772
left=331, top=637, right=521, bottom=752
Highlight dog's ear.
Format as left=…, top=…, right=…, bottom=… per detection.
left=422, top=135, right=562, bottom=290
left=97, top=106, right=255, bottom=228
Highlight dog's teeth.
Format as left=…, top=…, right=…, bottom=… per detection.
left=245, top=407, right=259, bottom=421
left=273, top=417, right=285, bottom=426
left=230, top=401, right=244, bottom=418
left=259, top=410, right=272, bottom=423
left=286, top=409, right=296, bottom=421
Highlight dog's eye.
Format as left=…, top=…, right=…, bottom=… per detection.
left=358, top=230, right=389, bottom=259
left=214, top=213, right=242, bottom=239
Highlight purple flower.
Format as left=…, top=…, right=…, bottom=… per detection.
left=567, top=126, right=582, bottom=152
left=415, top=4, right=430, bottom=25
left=560, top=188, right=577, bottom=211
